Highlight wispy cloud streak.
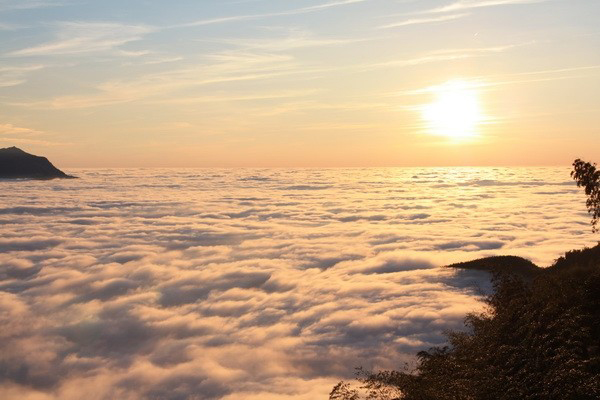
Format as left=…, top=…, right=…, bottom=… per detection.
left=378, top=13, right=469, bottom=29
left=0, top=64, right=43, bottom=86
left=429, top=0, right=548, bottom=13
left=9, top=22, right=154, bottom=56
left=175, top=0, right=367, bottom=28
left=8, top=51, right=320, bottom=109
left=0, top=0, right=68, bottom=12
left=0, top=123, right=44, bottom=135
left=360, top=42, right=531, bottom=70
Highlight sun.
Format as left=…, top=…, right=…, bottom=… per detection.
left=421, top=80, right=483, bottom=140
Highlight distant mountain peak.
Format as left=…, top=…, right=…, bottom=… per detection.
left=0, top=146, right=75, bottom=180
left=1, top=146, right=26, bottom=153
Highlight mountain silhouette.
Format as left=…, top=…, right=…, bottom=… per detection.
left=446, top=255, right=540, bottom=279
left=0, top=146, right=75, bottom=179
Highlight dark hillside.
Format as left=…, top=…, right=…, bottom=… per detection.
left=552, top=244, right=600, bottom=271
left=446, top=255, right=540, bottom=279
left=0, top=146, right=75, bottom=179
left=331, top=243, right=600, bottom=400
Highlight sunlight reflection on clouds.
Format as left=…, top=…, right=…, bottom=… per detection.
left=0, top=167, right=594, bottom=399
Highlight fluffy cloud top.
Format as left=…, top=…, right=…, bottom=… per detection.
left=0, top=167, right=594, bottom=399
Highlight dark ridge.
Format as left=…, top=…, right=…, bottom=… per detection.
left=331, top=244, right=600, bottom=400
left=446, top=255, right=541, bottom=278
left=0, top=146, right=76, bottom=180
left=551, top=243, right=600, bottom=271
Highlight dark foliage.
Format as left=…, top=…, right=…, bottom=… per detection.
left=572, top=159, right=600, bottom=232
left=446, top=255, right=540, bottom=279
left=331, top=245, right=600, bottom=400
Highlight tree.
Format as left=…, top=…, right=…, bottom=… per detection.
left=329, top=253, right=600, bottom=400
left=328, top=164, right=600, bottom=400
left=571, top=159, right=600, bottom=232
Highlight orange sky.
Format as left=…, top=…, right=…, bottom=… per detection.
left=1, top=0, right=599, bottom=166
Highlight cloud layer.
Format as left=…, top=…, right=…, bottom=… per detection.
left=0, top=167, right=595, bottom=399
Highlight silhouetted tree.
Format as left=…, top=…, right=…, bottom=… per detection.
left=329, top=164, right=600, bottom=399
left=331, top=247, right=600, bottom=400
left=572, top=159, right=600, bottom=232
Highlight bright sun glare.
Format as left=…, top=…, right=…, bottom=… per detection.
left=421, top=80, right=483, bottom=140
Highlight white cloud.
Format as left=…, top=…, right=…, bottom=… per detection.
left=429, top=0, right=548, bottom=13
left=214, top=28, right=367, bottom=52
left=177, top=0, right=368, bottom=28
left=0, top=0, right=68, bottom=12
left=359, top=42, right=531, bottom=71
left=0, top=65, right=43, bottom=87
left=0, top=167, right=594, bottom=398
left=0, top=123, right=65, bottom=147
left=0, top=123, right=44, bottom=135
left=8, top=51, right=317, bottom=109
left=9, top=22, right=154, bottom=56
left=0, top=22, right=21, bottom=30
left=378, top=13, right=469, bottom=29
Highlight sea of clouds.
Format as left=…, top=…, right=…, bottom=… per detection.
left=0, top=167, right=595, bottom=399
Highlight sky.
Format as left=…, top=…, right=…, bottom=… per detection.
left=0, top=0, right=599, bottom=167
